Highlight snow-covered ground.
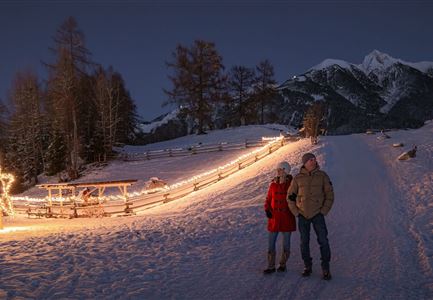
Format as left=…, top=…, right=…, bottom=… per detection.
left=125, top=124, right=291, bottom=152
left=18, top=124, right=289, bottom=199
left=1, top=123, right=432, bottom=299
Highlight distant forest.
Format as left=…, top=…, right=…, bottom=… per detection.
left=0, top=16, right=286, bottom=192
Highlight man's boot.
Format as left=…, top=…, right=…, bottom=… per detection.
left=263, top=251, right=276, bottom=274
left=302, top=265, right=312, bottom=277
left=322, top=269, right=332, bottom=280
left=277, top=251, right=290, bottom=272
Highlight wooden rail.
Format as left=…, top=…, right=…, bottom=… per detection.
left=13, top=136, right=299, bottom=218
left=120, top=138, right=271, bottom=161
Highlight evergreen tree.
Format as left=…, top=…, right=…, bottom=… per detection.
left=0, top=100, right=8, bottom=161
left=45, top=16, right=92, bottom=179
left=303, top=102, right=326, bottom=142
left=110, top=71, right=138, bottom=145
left=228, top=65, right=256, bottom=126
left=77, top=73, right=99, bottom=162
left=7, top=71, right=46, bottom=185
left=44, top=129, right=67, bottom=176
left=91, top=66, right=138, bottom=161
left=254, top=60, right=277, bottom=124
left=164, top=40, right=226, bottom=134
left=0, top=100, right=9, bottom=183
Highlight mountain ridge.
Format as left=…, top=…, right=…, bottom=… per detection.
left=139, top=50, right=433, bottom=141
left=278, top=50, right=433, bottom=133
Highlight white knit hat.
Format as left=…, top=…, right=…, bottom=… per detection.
left=277, top=161, right=291, bottom=173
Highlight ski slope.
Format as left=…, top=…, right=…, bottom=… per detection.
left=1, top=123, right=432, bottom=299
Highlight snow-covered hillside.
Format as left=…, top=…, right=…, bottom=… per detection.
left=1, top=123, right=432, bottom=299
left=18, top=124, right=289, bottom=199
left=126, top=124, right=291, bottom=152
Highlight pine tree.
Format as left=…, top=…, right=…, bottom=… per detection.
left=91, top=66, right=137, bottom=161
left=164, top=40, right=226, bottom=134
left=228, top=65, right=256, bottom=126
left=303, top=102, right=326, bottom=143
left=44, top=129, right=67, bottom=176
left=112, top=73, right=138, bottom=145
left=76, top=73, right=99, bottom=162
left=45, top=16, right=92, bottom=179
left=254, top=60, right=277, bottom=124
left=7, top=71, right=46, bottom=185
left=0, top=101, right=8, bottom=160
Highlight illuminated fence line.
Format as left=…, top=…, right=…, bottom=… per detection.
left=12, top=136, right=299, bottom=218
left=120, top=138, right=273, bottom=161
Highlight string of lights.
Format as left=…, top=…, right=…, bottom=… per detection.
left=0, top=167, right=15, bottom=216
left=11, top=136, right=286, bottom=208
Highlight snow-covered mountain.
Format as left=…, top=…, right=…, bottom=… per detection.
left=279, top=50, right=433, bottom=133
left=136, top=109, right=189, bottom=144
left=138, top=50, right=432, bottom=140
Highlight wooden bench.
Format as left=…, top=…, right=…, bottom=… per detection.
left=27, top=205, right=51, bottom=218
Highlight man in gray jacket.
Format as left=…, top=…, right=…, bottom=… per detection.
left=287, top=152, right=334, bottom=280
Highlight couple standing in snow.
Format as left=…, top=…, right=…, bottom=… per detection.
left=263, top=153, right=334, bottom=280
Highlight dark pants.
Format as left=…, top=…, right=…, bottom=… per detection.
left=298, top=213, right=331, bottom=271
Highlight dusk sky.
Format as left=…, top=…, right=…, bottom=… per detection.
left=1, top=0, right=433, bottom=121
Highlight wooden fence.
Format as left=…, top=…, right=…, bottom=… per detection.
left=13, top=136, right=299, bottom=218
left=120, top=138, right=272, bottom=161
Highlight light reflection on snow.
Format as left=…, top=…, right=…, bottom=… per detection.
left=0, top=226, right=31, bottom=234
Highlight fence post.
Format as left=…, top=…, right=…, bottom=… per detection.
left=169, top=149, right=172, bottom=157
left=219, top=143, right=223, bottom=151
left=123, top=186, right=132, bottom=214
left=192, top=146, right=197, bottom=155
left=146, top=151, right=150, bottom=160
left=245, top=139, right=248, bottom=148
left=163, top=193, right=170, bottom=203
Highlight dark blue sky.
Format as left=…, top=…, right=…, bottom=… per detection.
left=1, top=1, right=433, bottom=121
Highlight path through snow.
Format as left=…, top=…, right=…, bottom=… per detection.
left=1, top=133, right=432, bottom=299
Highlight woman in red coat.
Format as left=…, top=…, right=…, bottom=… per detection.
left=263, top=161, right=296, bottom=274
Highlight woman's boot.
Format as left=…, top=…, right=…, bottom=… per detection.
left=263, top=251, right=276, bottom=274
left=277, top=251, right=290, bottom=272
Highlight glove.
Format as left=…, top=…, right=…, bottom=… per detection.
left=265, top=209, right=273, bottom=219
left=288, top=193, right=297, bottom=202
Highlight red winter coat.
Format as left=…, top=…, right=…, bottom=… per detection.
left=264, top=176, right=296, bottom=232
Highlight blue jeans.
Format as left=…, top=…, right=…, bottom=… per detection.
left=268, top=232, right=291, bottom=253
left=298, top=213, right=331, bottom=270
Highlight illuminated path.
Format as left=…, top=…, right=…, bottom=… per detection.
left=0, top=135, right=432, bottom=299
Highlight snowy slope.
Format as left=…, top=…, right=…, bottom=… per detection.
left=1, top=124, right=432, bottom=299
left=18, top=124, right=289, bottom=199
left=125, top=124, right=290, bottom=152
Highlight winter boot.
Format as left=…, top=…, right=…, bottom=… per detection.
left=301, top=265, right=312, bottom=277
left=322, top=269, right=332, bottom=280
left=263, top=251, right=276, bottom=274
left=277, top=251, right=290, bottom=272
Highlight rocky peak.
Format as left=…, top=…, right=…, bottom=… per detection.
left=310, top=58, right=353, bottom=72
left=360, top=50, right=398, bottom=74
